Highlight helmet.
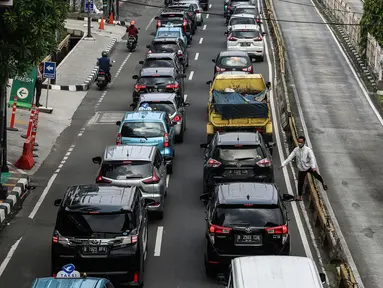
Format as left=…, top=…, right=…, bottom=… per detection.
left=101, top=51, right=108, bottom=57
left=130, top=20, right=136, bottom=26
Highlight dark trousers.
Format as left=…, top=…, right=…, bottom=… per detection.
left=297, top=168, right=325, bottom=196
left=35, top=81, right=42, bottom=105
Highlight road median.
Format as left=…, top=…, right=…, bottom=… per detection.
left=264, top=0, right=358, bottom=286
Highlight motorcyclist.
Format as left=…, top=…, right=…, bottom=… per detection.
left=126, top=20, right=139, bottom=43
left=97, top=51, right=112, bottom=83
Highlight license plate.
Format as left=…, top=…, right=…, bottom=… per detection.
left=229, top=169, right=248, bottom=175
left=236, top=234, right=262, bottom=244
left=98, top=76, right=105, bottom=80
left=82, top=245, right=108, bottom=255
left=241, top=43, right=251, bottom=47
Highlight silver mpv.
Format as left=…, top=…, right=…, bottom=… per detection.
left=92, top=145, right=167, bottom=219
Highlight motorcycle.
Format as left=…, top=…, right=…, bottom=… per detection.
left=96, top=69, right=108, bottom=90
left=127, top=35, right=137, bottom=51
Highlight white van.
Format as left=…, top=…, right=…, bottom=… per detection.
left=223, top=256, right=326, bottom=288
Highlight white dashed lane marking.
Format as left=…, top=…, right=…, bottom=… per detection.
left=203, top=25, right=207, bottom=30
left=206, top=14, right=209, bottom=18
left=194, top=53, right=199, bottom=60
left=188, top=71, right=194, bottom=80
left=199, top=38, right=203, bottom=44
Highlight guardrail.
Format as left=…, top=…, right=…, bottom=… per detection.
left=264, top=0, right=359, bottom=286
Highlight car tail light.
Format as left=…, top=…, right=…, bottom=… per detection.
left=256, top=158, right=271, bottom=167
left=133, top=273, right=139, bottom=283
left=209, top=224, right=232, bottom=234
left=134, top=84, right=146, bottom=92
left=207, top=158, right=221, bottom=168
left=142, top=169, right=160, bottom=184
left=256, top=18, right=261, bottom=23
left=173, top=115, right=181, bottom=122
left=52, top=274, right=57, bottom=277
left=166, top=83, right=179, bottom=90
left=196, top=9, right=200, bottom=13
left=177, top=50, right=183, bottom=57
left=120, top=235, right=138, bottom=244
left=116, top=133, right=122, bottom=145
left=228, top=5, right=231, bottom=10
left=242, top=66, right=253, bottom=72
left=265, top=225, right=288, bottom=234
left=52, top=231, right=70, bottom=245
left=96, top=175, right=112, bottom=184
left=157, top=20, right=161, bottom=27
left=228, top=34, right=237, bottom=41
left=99, top=71, right=105, bottom=74
left=148, top=50, right=152, bottom=54
left=216, top=67, right=226, bottom=72
left=183, top=19, right=187, bottom=32
left=254, top=36, right=262, bottom=41
left=164, top=133, right=169, bottom=147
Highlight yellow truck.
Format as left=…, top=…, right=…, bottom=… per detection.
left=206, top=73, right=272, bottom=143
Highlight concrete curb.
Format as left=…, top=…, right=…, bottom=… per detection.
left=0, top=176, right=29, bottom=224
left=41, top=37, right=118, bottom=91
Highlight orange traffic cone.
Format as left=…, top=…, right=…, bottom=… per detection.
left=99, top=16, right=105, bottom=30
left=109, top=12, right=114, bottom=25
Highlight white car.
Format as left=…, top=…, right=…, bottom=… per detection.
left=232, top=4, right=261, bottom=24
left=226, top=24, right=266, bottom=61
left=227, top=14, right=257, bottom=32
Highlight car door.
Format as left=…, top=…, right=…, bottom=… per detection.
left=154, top=150, right=166, bottom=196
left=134, top=196, right=146, bottom=254
left=165, top=116, right=176, bottom=145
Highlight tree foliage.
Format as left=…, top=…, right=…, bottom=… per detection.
left=0, top=0, right=68, bottom=83
left=359, top=0, right=383, bottom=55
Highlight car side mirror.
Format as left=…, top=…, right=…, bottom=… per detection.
left=154, top=16, right=159, bottom=19
left=206, top=80, right=212, bottom=85
left=182, top=74, right=187, bottom=78
left=146, top=44, right=151, bottom=49
left=200, top=143, right=208, bottom=149
left=92, top=156, right=102, bottom=164
left=132, top=75, right=139, bottom=80
left=319, top=273, right=326, bottom=284
left=216, top=274, right=227, bottom=286
left=150, top=32, right=156, bottom=36
left=262, top=32, right=267, bottom=36
left=266, top=81, right=271, bottom=89
left=139, top=61, right=144, bottom=64
left=144, top=198, right=156, bottom=206
left=282, top=194, right=295, bottom=202
left=116, top=121, right=121, bottom=126
left=224, top=31, right=228, bottom=35
left=54, top=199, right=62, bottom=206
left=211, top=59, right=216, bottom=63
left=183, top=102, right=190, bottom=107
left=200, top=193, right=211, bottom=201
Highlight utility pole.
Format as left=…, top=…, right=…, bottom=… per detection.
left=86, top=0, right=92, bottom=38
left=0, top=81, right=9, bottom=173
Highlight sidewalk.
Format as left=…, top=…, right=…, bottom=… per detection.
left=43, top=19, right=126, bottom=91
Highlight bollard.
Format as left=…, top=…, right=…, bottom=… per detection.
left=7, top=96, right=18, bottom=131
left=15, top=136, right=35, bottom=170
left=21, top=106, right=39, bottom=146
left=31, top=109, right=39, bottom=157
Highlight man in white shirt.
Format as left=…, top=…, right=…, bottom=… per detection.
left=280, top=136, right=328, bottom=201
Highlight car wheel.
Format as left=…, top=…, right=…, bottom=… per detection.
left=259, top=56, right=264, bottom=62
left=204, top=253, right=216, bottom=278
left=175, top=127, right=184, bottom=143
left=156, top=210, right=164, bottom=220
left=167, top=162, right=173, bottom=174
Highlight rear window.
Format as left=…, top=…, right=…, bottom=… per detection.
left=121, top=121, right=165, bottom=138
left=231, top=0, right=250, bottom=2
left=138, top=76, right=175, bottom=86
left=213, top=206, right=284, bottom=227
left=141, top=101, right=176, bottom=115
left=216, top=145, right=264, bottom=161
left=101, top=161, right=152, bottom=179
left=143, top=59, right=174, bottom=68
left=230, top=17, right=256, bottom=26
left=219, top=56, right=250, bottom=67
left=152, top=43, right=179, bottom=53
left=56, top=212, right=136, bottom=237
left=160, top=16, right=184, bottom=24
left=234, top=8, right=256, bottom=14
left=232, top=29, right=260, bottom=39
left=157, top=31, right=181, bottom=38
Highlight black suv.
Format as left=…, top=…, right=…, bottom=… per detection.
left=132, top=67, right=186, bottom=104
left=200, top=182, right=294, bottom=276
left=200, top=132, right=274, bottom=193
left=139, top=52, right=184, bottom=75
left=168, top=3, right=198, bottom=34
left=155, top=10, right=193, bottom=43
left=51, top=184, right=154, bottom=286
left=146, top=38, right=189, bottom=69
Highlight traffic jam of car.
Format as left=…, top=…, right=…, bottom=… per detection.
left=31, top=0, right=328, bottom=287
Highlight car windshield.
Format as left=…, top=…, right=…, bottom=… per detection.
left=138, top=76, right=175, bottom=85
left=219, top=56, right=250, bottom=67
left=143, top=59, right=174, bottom=68
left=141, top=101, right=176, bottom=115
left=232, top=29, right=260, bottom=39
left=157, top=31, right=181, bottom=38
left=57, top=212, right=136, bottom=237
left=234, top=8, right=256, bottom=14
left=152, top=43, right=179, bottom=53
left=216, top=145, right=264, bottom=161
left=101, top=161, right=152, bottom=179
left=121, top=122, right=165, bottom=138
left=213, top=206, right=284, bottom=227
left=231, top=0, right=250, bottom=3
left=230, top=17, right=256, bottom=26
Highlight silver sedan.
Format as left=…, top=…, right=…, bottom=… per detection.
left=178, top=0, right=204, bottom=25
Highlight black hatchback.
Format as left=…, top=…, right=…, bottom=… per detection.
left=212, top=51, right=253, bottom=76
left=132, top=67, right=186, bottom=105
left=200, top=131, right=274, bottom=193
left=200, top=182, right=294, bottom=277
left=51, top=184, right=154, bottom=286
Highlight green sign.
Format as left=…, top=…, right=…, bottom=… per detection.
left=8, top=67, right=37, bottom=109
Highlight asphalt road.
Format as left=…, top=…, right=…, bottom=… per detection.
left=0, top=0, right=314, bottom=287
left=273, top=0, right=383, bottom=287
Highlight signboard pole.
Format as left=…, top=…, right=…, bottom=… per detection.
left=45, top=79, right=50, bottom=108
left=40, top=61, right=55, bottom=114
